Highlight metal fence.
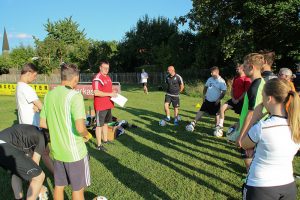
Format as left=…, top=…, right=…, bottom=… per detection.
left=0, top=69, right=210, bottom=84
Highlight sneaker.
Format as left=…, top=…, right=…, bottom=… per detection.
left=164, top=117, right=171, bottom=122
left=37, top=185, right=48, bottom=200
left=96, top=145, right=107, bottom=151
left=174, top=119, right=179, bottom=126
left=103, top=140, right=113, bottom=145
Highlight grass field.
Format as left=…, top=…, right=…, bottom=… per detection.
left=0, top=85, right=299, bottom=200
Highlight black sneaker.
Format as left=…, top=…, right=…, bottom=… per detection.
left=96, top=145, right=107, bottom=151
left=103, top=140, right=113, bottom=145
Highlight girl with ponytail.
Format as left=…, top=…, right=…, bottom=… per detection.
left=242, top=78, right=300, bottom=200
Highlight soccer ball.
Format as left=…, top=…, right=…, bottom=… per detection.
left=159, top=119, right=167, bottom=126
left=214, top=129, right=223, bottom=137
left=93, top=196, right=108, bottom=200
left=185, top=124, right=195, bottom=132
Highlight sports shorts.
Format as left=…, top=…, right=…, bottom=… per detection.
left=243, top=181, right=296, bottom=200
left=200, top=99, right=220, bottom=115
left=165, top=94, right=180, bottom=108
left=0, top=142, right=42, bottom=181
left=96, top=109, right=112, bottom=127
left=54, top=155, right=91, bottom=191
left=226, top=99, right=244, bottom=115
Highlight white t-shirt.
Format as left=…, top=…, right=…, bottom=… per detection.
left=16, top=82, right=40, bottom=126
left=141, top=72, right=148, bottom=83
left=205, top=76, right=227, bottom=102
left=247, top=116, right=300, bottom=187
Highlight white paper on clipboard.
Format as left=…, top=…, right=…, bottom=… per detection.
left=111, top=94, right=128, bottom=107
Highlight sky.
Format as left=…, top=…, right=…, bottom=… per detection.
left=0, top=0, right=193, bottom=50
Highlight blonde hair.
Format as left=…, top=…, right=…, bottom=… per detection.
left=264, top=78, right=300, bottom=143
left=244, top=53, right=265, bottom=70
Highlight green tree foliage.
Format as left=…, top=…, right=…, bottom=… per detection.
left=178, top=0, right=300, bottom=71
left=34, top=16, right=90, bottom=73
left=86, top=40, right=118, bottom=72
left=0, top=55, right=11, bottom=74
left=9, top=46, right=36, bottom=69
left=117, top=15, right=184, bottom=71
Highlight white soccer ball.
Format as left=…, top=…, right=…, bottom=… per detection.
left=214, top=129, right=223, bottom=137
left=159, top=119, right=167, bottom=126
left=185, top=124, right=194, bottom=132
left=93, top=196, right=108, bottom=200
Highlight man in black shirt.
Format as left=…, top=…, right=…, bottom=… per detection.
left=260, top=50, right=277, bottom=81
left=163, top=66, right=184, bottom=125
left=0, top=124, right=47, bottom=200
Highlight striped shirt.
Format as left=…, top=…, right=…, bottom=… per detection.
left=40, top=86, right=87, bottom=162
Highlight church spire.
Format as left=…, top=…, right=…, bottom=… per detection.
left=2, top=27, right=10, bottom=53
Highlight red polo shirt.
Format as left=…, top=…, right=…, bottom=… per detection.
left=92, top=73, right=114, bottom=111
left=232, top=75, right=251, bottom=99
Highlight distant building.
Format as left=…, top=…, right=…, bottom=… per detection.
left=2, top=27, right=9, bottom=54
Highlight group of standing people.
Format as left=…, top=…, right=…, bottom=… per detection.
left=0, top=53, right=299, bottom=199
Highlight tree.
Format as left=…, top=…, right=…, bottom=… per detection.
left=117, top=15, right=179, bottom=71
left=9, top=46, right=36, bottom=69
left=178, top=0, right=300, bottom=72
left=34, top=17, right=90, bottom=73
left=84, top=40, right=118, bottom=72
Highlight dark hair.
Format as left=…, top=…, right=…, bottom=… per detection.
left=100, top=61, right=109, bottom=67
left=210, top=66, right=219, bottom=72
left=259, top=50, right=275, bottom=66
left=21, top=63, right=38, bottom=75
left=61, top=63, right=79, bottom=81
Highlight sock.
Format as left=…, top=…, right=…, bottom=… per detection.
left=166, top=116, right=170, bottom=120
left=219, top=119, right=224, bottom=127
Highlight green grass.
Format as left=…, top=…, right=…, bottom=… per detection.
left=0, top=85, right=299, bottom=200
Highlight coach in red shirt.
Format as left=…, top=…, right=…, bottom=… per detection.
left=214, top=63, right=251, bottom=132
left=92, top=61, right=117, bottom=151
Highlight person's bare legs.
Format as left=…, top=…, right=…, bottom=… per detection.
left=174, top=107, right=179, bottom=118
left=12, top=175, right=23, bottom=199
left=42, top=145, right=54, bottom=174
left=95, top=126, right=102, bottom=146
left=26, top=171, right=45, bottom=200
left=54, top=186, right=65, bottom=200
left=194, top=110, right=205, bottom=122
left=102, top=124, right=108, bottom=142
left=143, top=85, right=148, bottom=94
left=164, top=102, right=170, bottom=119
left=72, top=187, right=85, bottom=200
left=217, top=103, right=232, bottom=127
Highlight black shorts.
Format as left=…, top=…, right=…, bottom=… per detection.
left=165, top=94, right=180, bottom=108
left=142, top=82, right=147, bottom=87
left=200, top=99, right=220, bottom=115
left=96, top=109, right=112, bottom=127
left=0, top=143, right=42, bottom=181
left=226, top=99, right=244, bottom=114
left=243, top=182, right=297, bottom=200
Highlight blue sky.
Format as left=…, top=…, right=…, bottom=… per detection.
left=0, top=0, right=193, bottom=50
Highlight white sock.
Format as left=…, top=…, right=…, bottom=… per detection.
left=219, top=119, right=224, bottom=127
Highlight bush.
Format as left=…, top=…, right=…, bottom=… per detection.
left=183, top=81, right=205, bottom=98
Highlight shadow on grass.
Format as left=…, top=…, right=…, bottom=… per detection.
left=87, top=143, right=172, bottom=200
left=129, top=124, right=244, bottom=175
left=117, top=133, right=240, bottom=199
